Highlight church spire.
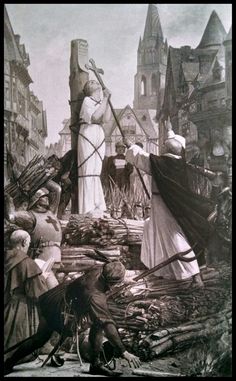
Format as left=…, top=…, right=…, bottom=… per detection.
left=143, top=4, right=163, bottom=42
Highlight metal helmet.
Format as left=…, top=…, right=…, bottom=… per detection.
left=115, top=141, right=126, bottom=149
left=28, top=187, right=49, bottom=209
left=102, top=261, right=126, bottom=284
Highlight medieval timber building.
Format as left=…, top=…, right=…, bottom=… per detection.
left=159, top=10, right=232, bottom=183
left=4, top=6, right=48, bottom=184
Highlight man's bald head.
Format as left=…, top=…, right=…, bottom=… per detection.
left=10, top=230, right=31, bottom=252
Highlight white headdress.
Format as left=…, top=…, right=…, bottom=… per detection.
left=165, top=119, right=186, bottom=148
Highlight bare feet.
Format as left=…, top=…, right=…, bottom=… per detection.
left=191, top=273, right=204, bottom=289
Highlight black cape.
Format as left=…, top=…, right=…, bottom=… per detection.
left=149, top=154, right=215, bottom=250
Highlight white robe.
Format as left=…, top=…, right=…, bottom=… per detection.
left=126, top=145, right=200, bottom=280
left=77, top=96, right=106, bottom=216
left=129, top=167, right=151, bottom=203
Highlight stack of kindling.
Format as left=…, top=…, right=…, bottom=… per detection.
left=59, top=245, right=126, bottom=273
left=5, top=155, right=54, bottom=202
left=106, top=264, right=231, bottom=361
left=63, top=215, right=144, bottom=247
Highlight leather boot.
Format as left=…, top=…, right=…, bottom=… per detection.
left=89, top=361, right=123, bottom=377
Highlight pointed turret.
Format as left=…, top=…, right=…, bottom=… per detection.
left=197, top=10, right=226, bottom=49
left=143, top=4, right=163, bottom=42
left=224, top=26, right=232, bottom=42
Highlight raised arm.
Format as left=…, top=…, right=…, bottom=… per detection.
left=91, top=88, right=111, bottom=124
left=44, top=179, right=61, bottom=215
left=124, top=141, right=152, bottom=175
left=4, top=193, right=35, bottom=231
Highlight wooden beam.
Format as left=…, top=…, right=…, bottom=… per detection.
left=69, top=39, right=89, bottom=213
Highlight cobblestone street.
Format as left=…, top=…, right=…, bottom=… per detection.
left=4, top=353, right=184, bottom=377
left=4, top=354, right=135, bottom=378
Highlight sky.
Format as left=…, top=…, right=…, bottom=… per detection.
left=5, top=3, right=232, bottom=145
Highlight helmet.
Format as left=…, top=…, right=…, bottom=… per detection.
left=115, top=141, right=126, bottom=149
left=28, top=188, right=49, bottom=209
left=102, top=261, right=126, bottom=284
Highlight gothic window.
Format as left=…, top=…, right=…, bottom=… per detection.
left=152, top=50, right=156, bottom=63
left=160, top=74, right=165, bottom=89
left=141, top=76, right=147, bottom=96
left=212, top=59, right=222, bottom=82
left=18, top=91, right=26, bottom=116
left=208, top=99, right=218, bottom=110
left=13, top=83, right=17, bottom=102
left=189, top=102, right=197, bottom=113
left=151, top=73, right=157, bottom=95
left=11, top=126, right=16, bottom=142
left=4, top=80, right=10, bottom=100
left=220, top=98, right=226, bottom=106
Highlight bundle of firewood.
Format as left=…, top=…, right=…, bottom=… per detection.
left=124, top=308, right=231, bottom=361
left=63, top=215, right=144, bottom=247
left=4, top=155, right=54, bottom=202
left=58, top=245, right=126, bottom=273
left=107, top=263, right=231, bottom=360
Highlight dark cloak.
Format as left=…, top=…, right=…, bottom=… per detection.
left=149, top=154, right=215, bottom=250
left=4, top=250, right=48, bottom=358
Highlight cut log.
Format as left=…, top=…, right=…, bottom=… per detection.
left=132, top=369, right=183, bottom=377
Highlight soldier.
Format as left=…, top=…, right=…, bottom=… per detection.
left=5, top=179, right=62, bottom=289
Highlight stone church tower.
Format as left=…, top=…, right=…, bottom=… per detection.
left=133, top=4, right=167, bottom=113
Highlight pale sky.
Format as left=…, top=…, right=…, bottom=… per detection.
left=5, top=3, right=232, bottom=145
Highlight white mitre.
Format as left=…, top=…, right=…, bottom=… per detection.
left=166, top=130, right=186, bottom=149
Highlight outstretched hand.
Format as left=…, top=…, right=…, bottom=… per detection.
left=123, top=137, right=132, bottom=148
left=122, top=351, right=141, bottom=368
left=165, top=116, right=172, bottom=131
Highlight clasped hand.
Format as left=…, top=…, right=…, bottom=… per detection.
left=103, top=87, right=111, bottom=98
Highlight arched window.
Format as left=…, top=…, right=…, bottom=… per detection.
left=141, top=75, right=147, bottom=96
left=151, top=73, right=157, bottom=95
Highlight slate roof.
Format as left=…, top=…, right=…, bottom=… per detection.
left=4, top=6, right=23, bottom=62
